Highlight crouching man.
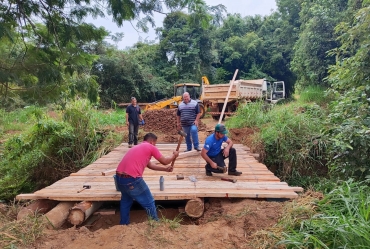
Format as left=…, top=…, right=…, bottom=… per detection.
left=201, top=124, right=242, bottom=176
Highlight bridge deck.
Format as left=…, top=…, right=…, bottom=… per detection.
left=16, top=143, right=302, bottom=201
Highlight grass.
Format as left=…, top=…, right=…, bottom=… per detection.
left=0, top=202, right=46, bottom=249
left=297, top=85, right=328, bottom=106
left=277, top=180, right=370, bottom=248
left=90, top=108, right=126, bottom=127
left=226, top=101, right=328, bottom=182
left=0, top=106, right=43, bottom=141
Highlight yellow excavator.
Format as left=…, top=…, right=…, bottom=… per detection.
left=144, top=77, right=210, bottom=118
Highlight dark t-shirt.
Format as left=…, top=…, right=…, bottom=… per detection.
left=126, top=104, right=141, bottom=125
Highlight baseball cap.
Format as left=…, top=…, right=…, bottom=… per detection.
left=215, top=124, right=228, bottom=134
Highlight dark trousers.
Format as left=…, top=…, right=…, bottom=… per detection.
left=205, top=147, right=237, bottom=173
left=128, top=123, right=139, bottom=145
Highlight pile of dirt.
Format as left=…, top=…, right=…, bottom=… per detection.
left=32, top=198, right=286, bottom=249
left=142, top=109, right=207, bottom=142
left=228, top=127, right=257, bottom=146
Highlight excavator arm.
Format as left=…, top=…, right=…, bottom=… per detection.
left=144, top=96, right=183, bottom=111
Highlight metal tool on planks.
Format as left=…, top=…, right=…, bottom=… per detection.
left=221, top=177, right=237, bottom=183
left=77, top=185, right=91, bottom=193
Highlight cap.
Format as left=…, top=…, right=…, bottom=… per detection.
left=215, top=124, right=228, bottom=134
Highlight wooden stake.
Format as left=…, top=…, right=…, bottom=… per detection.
left=219, top=69, right=239, bottom=124
left=185, top=197, right=204, bottom=218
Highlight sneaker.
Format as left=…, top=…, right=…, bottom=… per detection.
left=206, top=170, right=213, bottom=176
left=128, top=144, right=132, bottom=148
left=194, top=147, right=201, bottom=152
left=228, top=170, right=242, bottom=176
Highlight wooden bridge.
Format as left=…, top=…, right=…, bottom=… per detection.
left=16, top=143, right=303, bottom=202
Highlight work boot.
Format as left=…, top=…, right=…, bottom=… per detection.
left=228, top=170, right=242, bottom=176
left=194, top=147, right=201, bottom=152
left=128, top=144, right=132, bottom=148
left=184, top=149, right=192, bottom=152
left=206, top=170, right=213, bottom=176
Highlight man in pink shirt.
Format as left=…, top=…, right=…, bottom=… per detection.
left=116, top=133, right=179, bottom=225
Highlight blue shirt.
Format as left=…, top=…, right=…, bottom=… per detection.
left=203, top=134, right=228, bottom=157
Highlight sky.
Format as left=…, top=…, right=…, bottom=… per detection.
left=86, top=0, right=277, bottom=49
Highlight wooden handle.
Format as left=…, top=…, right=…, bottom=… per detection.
left=219, top=69, right=239, bottom=123
left=171, top=136, right=184, bottom=167
left=77, top=188, right=86, bottom=193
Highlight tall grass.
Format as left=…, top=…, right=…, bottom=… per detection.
left=0, top=100, right=124, bottom=200
left=90, top=108, right=126, bottom=127
left=0, top=106, right=44, bottom=140
left=227, top=101, right=328, bottom=183
left=278, top=180, right=370, bottom=248
left=298, top=85, right=328, bottom=106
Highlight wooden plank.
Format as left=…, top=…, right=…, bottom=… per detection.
left=15, top=143, right=302, bottom=201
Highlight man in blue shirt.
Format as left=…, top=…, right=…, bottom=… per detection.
left=201, top=124, right=242, bottom=176
left=176, top=92, right=201, bottom=152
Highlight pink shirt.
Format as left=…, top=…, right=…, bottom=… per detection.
left=116, top=141, right=162, bottom=177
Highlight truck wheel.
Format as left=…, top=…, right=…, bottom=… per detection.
left=199, top=104, right=206, bottom=119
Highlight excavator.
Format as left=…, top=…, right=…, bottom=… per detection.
left=144, top=77, right=210, bottom=119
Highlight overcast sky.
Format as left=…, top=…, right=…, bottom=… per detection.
left=86, top=0, right=277, bottom=49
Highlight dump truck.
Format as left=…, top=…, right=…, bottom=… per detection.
left=201, top=78, right=285, bottom=120
left=145, top=82, right=207, bottom=118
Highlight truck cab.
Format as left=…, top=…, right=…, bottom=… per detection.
left=263, top=80, right=286, bottom=104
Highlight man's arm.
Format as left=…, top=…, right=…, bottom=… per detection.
left=156, top=151, right=179, bottom=165
left=194, top=113, right=201, bottom=127
left=201, top=148, right=218, bottom=169
left=147, top=161, right=173, bottom=172
left=139, top=113, right=143, bottom=121
left=125, top=113, right=129, bottom=126
left=222, top=138, right=234, bottom=157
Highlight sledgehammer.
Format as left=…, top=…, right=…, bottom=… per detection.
left=221, top=177, right=237, bottom=183
left=170, top=130, right=187, bottom=168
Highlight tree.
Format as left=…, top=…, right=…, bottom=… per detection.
left=326, top=1, right=370, bottom=179
left=0, top=0, right=204, bottom=107
left=290, top=0, right=349, bottom=88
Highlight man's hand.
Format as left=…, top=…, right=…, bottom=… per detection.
left=173, top=151, right=179, bottom=158
left=194, top=120, right=199, bottom=127
left=126, top=121, right=129, bottom=126
left=177, top=123, right=181, bottom=130
left=210, top=161, right=218, bottom=169
left=223, top=147, right=230, bottom=157
left=165, top=165, right=173, bottom=172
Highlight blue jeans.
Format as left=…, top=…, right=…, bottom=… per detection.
left=117, top=176, right=158, bottom=225
left=182, top=125, right=199, bottom=150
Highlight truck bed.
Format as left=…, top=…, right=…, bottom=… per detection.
left=202, top=79, right=264, bottom=102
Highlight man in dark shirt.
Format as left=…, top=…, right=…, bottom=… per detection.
left=126, top=97, right=143, bottom=148
left=176, top=92, right=201, bottom=152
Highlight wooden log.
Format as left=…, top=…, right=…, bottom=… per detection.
left=68, top=201, right=103, bottom=226
left=17, top=199, right=58, bottom=220
left=185, top=197, right=204, bottom=218
left=43, top=201, right=76, bottom=229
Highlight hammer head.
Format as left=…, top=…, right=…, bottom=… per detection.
left=178, top=130, right=187, bottom=137
left=83, top=185, right=91, bottom=189
left=221, top=177, right=237, bottom=183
